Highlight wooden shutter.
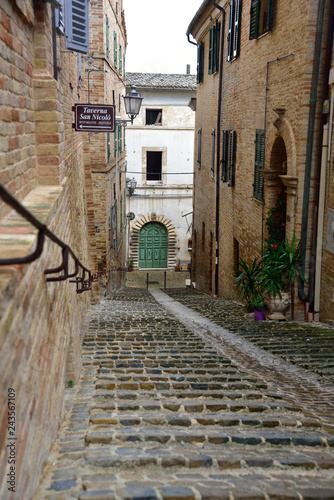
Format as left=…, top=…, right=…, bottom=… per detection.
left=208, top=26, right=214, bottom=74
left=119, top=45, right=122, bottom=75
left=227, top=0, right=234, bottom=62
left=65, top=0, right=89, bottom=54
left=197, top=128, right=202, bottom=168
left=106, top=16, right=110, bottom=58
left=211, top=129, right=216, bottom=176
left=213, top=20, right=220, bottom=73
left=266, top=0, right=273, bottom=31
left=197, top=42, right=204, bottom=83
left=233, top=0, right=242, bottom=59
left=253, top=129, right=265, bottom=200
left=228, top=130, right=237, bottom=187
left=114, top=32, right=118, bottom=68
left=221, top=130, right=229, bottom=182
left=249, top=0, right=260, bottom=40
left=55, top=0, right=65, bottom=35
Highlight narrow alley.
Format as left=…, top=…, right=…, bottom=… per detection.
left=34, top=275, right=334, bottom=500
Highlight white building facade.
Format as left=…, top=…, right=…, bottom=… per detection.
left=125, top=73, right=196, bottom=270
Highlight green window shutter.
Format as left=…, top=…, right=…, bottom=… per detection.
left=197, top=42, right=204, bottom=83
left=213, top=20, right=220, bottom=73
left=221, top=130, right=229, bottom=182
left=233, top=0, right=242, bottom=59
left=197, top=128, right=202, bottom=168
left=114, top=31, right=118, bottom=67
left=249, top=0, right=260, bottom=40
left=114, top=124, right=118, bottom=154
left=227, top=0, right=234, bottom=61
left=107, top=132, right=111, bottom=162
left=208, top=26, right=214, bottom=74
left=211, top=129, right=216, bottom=176
left=106, top=16, right=110, bottom=58
left=266, top=0, right=273, bottom=31
left=228, top=130, right=237, bottom=187
left=123, top=54, right=126, bottom=76
left=253, top=129, right=265, bottom=201
left=119, top=45, right=122, bottom=75
left=64, top=0, right=90, bottom=54
left=119, top=125, right=122, bottom=153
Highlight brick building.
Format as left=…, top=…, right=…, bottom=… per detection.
left=0, top=0, right=127, bottom=497
left=188, top=0, right=334, bottom=321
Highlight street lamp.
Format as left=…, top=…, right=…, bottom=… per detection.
left=123, top=86, right=143, bottom=124
left=126, top=177, right=137, bottom=196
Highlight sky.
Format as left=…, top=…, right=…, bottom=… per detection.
left=123, top=0, right=204, bottom=75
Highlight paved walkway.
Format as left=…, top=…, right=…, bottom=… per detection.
left=34, top=285, right=334, bottom=500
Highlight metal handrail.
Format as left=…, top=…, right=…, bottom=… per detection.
left=0, top=182, right=92, bottom=293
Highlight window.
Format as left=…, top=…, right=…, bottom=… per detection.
left=146, top=109, right=162, bottom=126
left=197, top=42, right=204, bottom=83
left=221, top=130, right=237, bottom=187
left=114, top=124, right=123, bottom=154
left=227, top=0, right=242, bottom=61
left=197, top=128, right=202, bottom=168
left=114, top=31, right=118, bottom=68
left=64, top=0, right=89, bottom=53
left=146, top=152, right=162, bottom=181
left=209, top=20, right=220, bottom=74
left=106, top=16, right=110, bottom=58
left=253, top=129, right=265, bottom=201
left=55, top=0, right=65, bottom=35
left=249, top=0, right=272, bottom=39
left=119, top=44, right=122, bottom=75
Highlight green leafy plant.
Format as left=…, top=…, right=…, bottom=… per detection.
left=68, top=380, right=74, bottom=388
left=234, top=257, right=264, bottom=310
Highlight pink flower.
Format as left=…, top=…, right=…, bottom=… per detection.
left=277, top=191, right=281, bottom=195
left=258, top=258, right=262, bottom=263
left=271, top=244, right=278, bottom=250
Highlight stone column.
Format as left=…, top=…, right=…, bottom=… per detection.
left=279, top=175, right=298, bottom=240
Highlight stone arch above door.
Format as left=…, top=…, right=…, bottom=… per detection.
left=266, top=117, right=297, bottom=177
left=129, top=213, right=177, bottom=269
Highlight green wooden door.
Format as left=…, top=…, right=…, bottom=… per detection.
left=139, top=223, right=168, bottom=268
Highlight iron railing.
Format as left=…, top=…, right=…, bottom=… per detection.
left=0, top=183, right=92, bottom=293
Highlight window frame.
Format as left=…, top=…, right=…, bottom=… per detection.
left=249, top=0, right=272, bottom=40
left=227, top=0, right=242, bottom=61
left=145, top=109, right=162, bottom=126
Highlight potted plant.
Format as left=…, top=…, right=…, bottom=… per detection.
left=128, top=258, right=134, bottom=272
left=234, top=257, right=265, bottom=320
left=260, top=234, right=306, bottom=320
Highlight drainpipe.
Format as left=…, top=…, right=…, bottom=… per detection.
left=308, top=0, right=334, bottom=318
left=212, top=0, right=225, bottom=298
left=299, top=0, right=326, bottom=303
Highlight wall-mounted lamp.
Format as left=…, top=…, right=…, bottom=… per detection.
left=126, top=177, right=137, bottom=196
left=116, top=86, right=143, bottom=127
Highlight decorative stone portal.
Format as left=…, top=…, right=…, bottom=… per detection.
left=129, top=213, right=177, bottom=269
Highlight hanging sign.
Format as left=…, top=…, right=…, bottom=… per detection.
left=73, top=104, right=115, bottom=132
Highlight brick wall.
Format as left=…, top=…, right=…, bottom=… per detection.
left=0, top=0, right=100, bottom=497
left=191, top=0, right=328, bottom=319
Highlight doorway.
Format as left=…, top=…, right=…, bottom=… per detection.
left=139, top=222, right=168, bottom=268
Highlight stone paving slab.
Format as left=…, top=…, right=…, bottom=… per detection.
left=34, top=288, right=334, bottom=500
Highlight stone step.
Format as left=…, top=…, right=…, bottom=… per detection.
left=88, top=412, right=323, bottom=430
left=83, top=445, right=334, bottom=471
left=85, top=427, right=333, bottom=448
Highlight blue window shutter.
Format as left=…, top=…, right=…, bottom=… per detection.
left=65, top=0, right=89, bottom=54
left=233, top=0, right=242, bottom=59
left=227, top=1, right=234, bottom=62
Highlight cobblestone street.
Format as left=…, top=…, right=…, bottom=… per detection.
left=34, top=279, right=334, bottom=500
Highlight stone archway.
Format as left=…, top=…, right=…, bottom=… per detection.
left=129, top=213, right=177, bottom=269
left=262, top=116, right=298, bottom=241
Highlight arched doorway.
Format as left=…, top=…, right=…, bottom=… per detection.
left=266, top=136, right=288, bottom=244
left=139, top=222, right=168, bottom=268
